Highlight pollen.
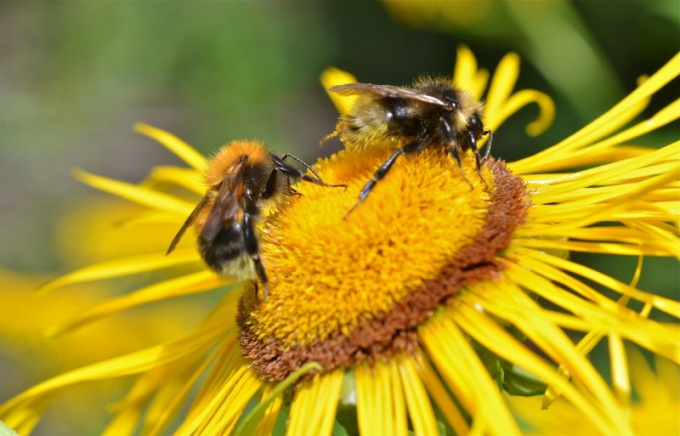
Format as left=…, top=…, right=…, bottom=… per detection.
left=239, top=147, right=529, bottom=381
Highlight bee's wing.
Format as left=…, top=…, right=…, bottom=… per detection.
left=166, top=195, right=210, bottom=255
left=200, top=159, right=247, bottom=243
left=329, top=83, right=453, bottom=108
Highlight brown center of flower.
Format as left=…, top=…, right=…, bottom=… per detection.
left=238, top=148, right=529, bottom=381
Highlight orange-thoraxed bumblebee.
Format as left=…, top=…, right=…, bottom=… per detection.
left=166, top=140, right=345, bottom=298
left=325, top=77, right=493, bottom=217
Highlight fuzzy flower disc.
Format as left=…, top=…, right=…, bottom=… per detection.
left=239, top=146, right=529, bottom=381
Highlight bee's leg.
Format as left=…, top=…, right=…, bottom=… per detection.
left=243, top=210, right=269, bottom=299
left=466, top=131, right=489, bottom=189
left=272, top=154, right=347, bottom=189
left=449, top=145, right=474, bottom=190
left=320, top=129, right=339, bottom=146
left=344, top=147, right=405, bottom=219
left=278, top=153, right=325, bottom=182
left=481, top=130, right=493, bottom=161
left=262, top=164, right=280, bottom=200
left=441, top=117, right=477, bottom=189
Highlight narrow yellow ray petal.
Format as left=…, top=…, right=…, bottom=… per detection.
left=320, top=67, right=358, bottom=115
left=484, top=51, right=519, bottom=123
left=608, top=333, right=631, bottom=406
left=115, top=210, right=187, bottom=227
left=535, top=311, right=602, bottom=331
left=625, top=344, right=660, bottom=405
left=529, top=143, right=679, bottom=202
left=134, top=123, right=207, bottom=171
left=492, top=89, right=555, bottom=136
left=1, top=397, right=49, bottom=435
left=103, top=363, right=186, bottom=436
left=512, top=52, right=679, bottom=174
left=376, top=361, right=393, bottom=436
left=286, top=368, right=343, bottom=436
left=413, top=351, right=469, bottom=434
left=543, top=287, right=637, bottom=408
left=508, top=262, right=680, bottom=361
left=520, top=111, right=679, bottom=175
left=178, top=363, right=258, bottom=436
left=628, top=221, right=680, bottom=257
left=453, top=298, right=629, bottom=435
left=516, top=226, right=667, bottom=243
left=39, top=249, right=201, bottom=294
left=252, top=385, right=283, bottom=436
left=511, top=95, right=649, bottom=175
left=190, top=341, right=242, bottom=407
left=145, top=348, right=218, bottom=436
left=513, top=238, right=674, bottom=257
left=516, top=247, right=680, bottom=319
left=48, top=271, right=225, bottom=337
left=501, top=255, right=680, bottom=361
left=467, top=281, right=628, bottom=416
left=210, top=370, right=262, bottom=435
left=356, top=363, right=383, bottom=436
left=420, top=312, right=521, bottom=436
left=531, top=53, right=678, bottom=153
left=398, top=357, right=439, bottom=436
left=315, top=370, right=345, bottom=435
left=236, top=362, right=321, bottom=436
left=0, top=321, right=229, bottom=419
left=532, top=171, right=679, bottom=236
left=520, top=159, right=674, bottom=188
left=580, top=98, right=680, bottom=153
left=146, top=166, right=205, bottom=194
left=453, top=44, right=488, bottom=101
left=376, top=362, right=396, bottom=436
left=388, top=359, right=408, bottom=436
left=519, top=146, right=652, bottom=172
left=74, top=169, right=196, bottom=216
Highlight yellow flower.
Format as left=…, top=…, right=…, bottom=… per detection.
left=1, top=46, right=678, bottom=435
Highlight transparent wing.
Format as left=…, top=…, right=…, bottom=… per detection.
left=329, top=83, right=454, bottom=108
left=200, top=159, right=246, bottom=243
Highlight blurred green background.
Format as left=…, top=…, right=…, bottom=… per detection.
left=0, top=1, right=677, bottom=434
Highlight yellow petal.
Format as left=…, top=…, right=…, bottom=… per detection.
left=398, top=357, right=439, bottom=436
left=453, top=44, right=489, bottom=101
left=420, top=311, right=521, bottom=435
left=74, top=169, right=196, bottom=216
left=39, top=249, right=201, bottom=294
left=179, top=363, right=261, bottom=436
left=134, top=123, right=207, bottom=172
left=453, top=292, right=629, bottom=435
left=320, top=67, right=358, bottom=115
left=413, top=351, right=469, bottom=434
left=146, top=166, right=205, bottom=194
left=48, top=271, right=224, bottom=337
left=286, top=368, right=343, bottom=436
left=0, top=319, right=231, bottom=425
left=235, top=362, right=320, bottom=436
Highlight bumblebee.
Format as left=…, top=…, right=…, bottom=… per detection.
left=326, top=77, right=493, bottom=217
left=166, top=140, right=345, bottom=298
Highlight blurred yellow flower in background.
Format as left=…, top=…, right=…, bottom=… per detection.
left=1, top=46, right=678, bottom=435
